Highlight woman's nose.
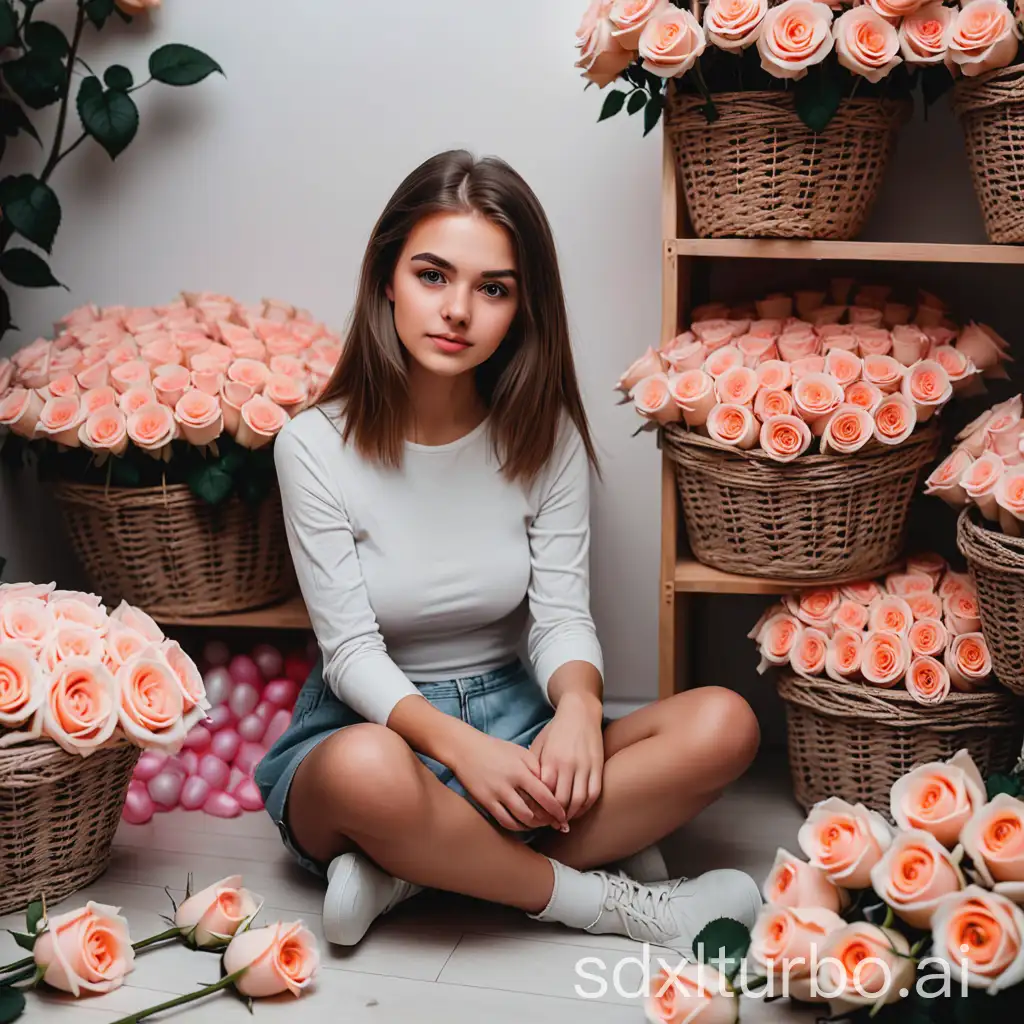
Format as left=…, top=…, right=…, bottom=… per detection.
left=441, top=285, right=471, bottom=326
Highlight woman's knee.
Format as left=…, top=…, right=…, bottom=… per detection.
left=662, top=686, right=760, bottom=778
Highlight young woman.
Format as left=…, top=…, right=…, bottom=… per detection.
left=255, top=150, right=763, bottom=952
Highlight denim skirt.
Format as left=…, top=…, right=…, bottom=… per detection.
left=254, top=657, right=560, bottom=876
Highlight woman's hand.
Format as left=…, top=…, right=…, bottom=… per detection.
left=530, top=692, right=605, bottom=823
left=448, top=730, right=568, bottom=834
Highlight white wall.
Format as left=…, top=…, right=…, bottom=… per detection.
left=0, top=1, right=665, bottom=701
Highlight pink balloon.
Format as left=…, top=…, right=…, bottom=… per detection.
left=262, top=709, right=292, bottom=750
left=122, top=783, right=155, bottom=825
left=183, top=725, right=212, bottom=752
left=197, top=753, right=230, bottom=791
left=228, top=654, right=262, bottom=689
left=234, top=740, right=266, bottom=777
left=180, top=775, right=212, bottom=811
left=210, top=727, right=242, bottom=764
left=178, top=750, right=200, bottom=776
left=202, top=666, right=233, bottom=708
left=237, top=713, right=267, bottom=744
left=228, top=682, right=260, bottom=720
left=253, top=700, right=275, bottom=723
left=252, top=643, right=284, bottom=680
left=234, top=778, right=264, bottom=812
left=201, top=704, right=236, bottom=733
left=203, top=639, right=231, bottom=667
left=284, top=653, right=312, bottom=685
left=133, top=751, right=168, bottom=783
left=148, top=769, right=185, bottom=810
left=203, top=790, right=242, bottom=818
left=262, top=679, right=299, bottom=709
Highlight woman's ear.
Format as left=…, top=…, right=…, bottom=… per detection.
left=385, top=281, right=395, bottom=303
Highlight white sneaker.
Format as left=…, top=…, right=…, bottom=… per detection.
left=323, top=852, right=423, bottom=946
left=585, top=868, right=762, bottom=958
left=613, top=843, right=670, bottom=884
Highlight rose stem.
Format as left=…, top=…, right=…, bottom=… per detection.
left=107, top=967, right=248, bottom=1024
left=1, top=926, right=183, bottom=978
left=0, top=964, right=36, bottom=986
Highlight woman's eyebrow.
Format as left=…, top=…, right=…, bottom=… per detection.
left=410, top=252, right=518, bottom=281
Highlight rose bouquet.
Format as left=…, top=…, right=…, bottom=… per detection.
left=646, top=750, right=1024, bottom=1023
left=617, top=282, right=1009, bottom=460
left=926, top=394, right=1024, bottom=537
left=0, top=579, right=209, bottom=756
left=576, top=0, right=1023, bottom=134
left=749, top=554, right=996, bottom=701
left=0, top=292, right=341, bottom=505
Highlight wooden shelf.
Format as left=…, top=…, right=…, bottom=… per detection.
left=152, top=595, right=311, bottom=629
left=672, top=558, right=898, bottom=595
left=667, top=238, right=1024, bottom=265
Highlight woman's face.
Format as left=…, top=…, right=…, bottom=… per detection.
left=387, top=211, right=520, bottom=379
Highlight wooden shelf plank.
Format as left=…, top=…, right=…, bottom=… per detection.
left=667, top=238, right=1024, bottom=265
left=673, top=557, right=899, bottom=595
left=152, top=595, right=312, bottom=629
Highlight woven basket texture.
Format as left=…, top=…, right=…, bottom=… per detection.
left=664, top=90, right=910, bottom=239
left=953, top=64, right=1024, bottom=245
left=777, top=672, right=1024, bottom=817
left=52, top=482, right=297, bottom=618
left=958, top=505, right=1024, bottom=697
left=0, top=741, right=140, bottom=915
left=662, top=424, right=941, bottom=581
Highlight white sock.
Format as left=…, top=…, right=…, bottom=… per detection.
left=529, top=857, right=606, bottom=930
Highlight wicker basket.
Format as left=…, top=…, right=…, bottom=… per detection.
left=662, top=424, right=941, bottom=581
left=777, top=672, right=1024, bottom=817
left=0, top=741, right=140, bottom=915
left=952, top=64, right=1024, bottom=245
left=52, top=482, right=297, bottom=618
left=664, top=90, right=910, bottom=240
left=958, top=506, right=1024, bottom=696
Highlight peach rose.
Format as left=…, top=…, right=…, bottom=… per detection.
left=898, top=1, right=954, bottom=60
left=0, top=597, right=54, bottom=652
left=40, top=624, right=105, bottom=675
left=127, top=400, right=177, bottom=456
left=228, top=357, right=270, bottom=394
left=81, top=385, right=119, bottom=416
left=757, top=414, right=813, bottom=464
left=609, top=0, right=668, bottom=49
left=634, top=373, right=683, bottom=425
left=789, top=355, right=827, bottom=381
left=237, top=394, right=289, bottom=450
left=956, top=401, right=1002, bottom=456
left=844, top=380, right=884, bottom=415
left=860, top=630, right=911, bottom=687
left=737, top=334, right=778, bottom=367
left=50, top=597, right=107, bottom=633
left=841, top=580, right=884, bottom=605
left=891, top=325, right=931, bottom=366
left=269, top=354, right=307, bottom=379
left=777, top=332, right=821, bottom=363
left=931, top=887, right=1024, bottom=992
left=763, top=848, right=844, bottom=913
left=45, top=372, right=79, bottom=400
left=755, top=359, right=793, bottom=392
left=885, top=570, right=934, bottom=596
left=854, top=327, right=894, bottom=357
left=703, top=0, right=768, bottom=51
left=790, top=626, right=830, bottom=679
left=749, top=904, right=846, bottom=1002
left=907, top=552, right=947, bottom=584
left=862, top=354, right=904, bottom=394
left=264, top=372, right=310, bottom=416
left=43, top=659, right=119, bottom=755
left=884, top=301, right=912, bottom=327
left=868, top=594, right=914, bottom=636
left=902, top=359, right=952, bottom=422
left=78, top=404, right=128, bottom=457
left=757, top=295, right=793, bottom=319
left=617, top=346, right=664, bottom=393
left=33, top=901, right=135, bottom=996
left=834, top=599, right=869, bottom=632
left=962, top=451, right=1005, bottom=520
left=670, top=369, right=716, bottom=427
left=960, top=794, right=1024, bottom=902
left=220, top=380, right=254, bottom=435
left=174, top=388, right=224, bottom=447
left=825, top=628, right=863, bottom=683
left=110, top=358, right=152, bottom=394
left=0, top=641, right=45, bottom=731
left=755, top=612, right=803, bottom=670
left=945, top=632, right=993, bottom=691
left=704, top=345, right=744, bottom=379
left=789, top=588, right=841, bottom=627
left=793, top=373, right=844, bottom=434
left=115, top=0, right=161, bottom=14
left=824, top=349, right=862, bottom=388
left=956, top=323, right=1013, bottom=378
left=811, top=305, right=848, bottom=328
left=798, top=797, right=892, bottom=888
left=908, top=617, right=948, bottom=657
left=714, top=366, right=759, bottom=407
left=867, top=0, right=927, bottom=19
left=816, top=922, right=916, bottom=1012
left=645, top=963, right=737, bottom=1024
left=795, top=290, right=827, bottom=318
left=891, top=749, right=985, bottom=847
left=663, top=340, right=707, bottom=374
left=949, top=0, right=1021, bottom=77
left=174, top=874, right=263, bottom=949
left=116, top=650, right=187, bottom=751
left=118, top=385, right=158, bottom=417
left=944, top=589, right=982, bottom=635
left=0, top=387, right=45, bottom=438
left=160, top=638, right=209, bottom=714
left=108, top=598, right=164, bottom=643
left=833, top=6, right=902, bottom=82
left=706, top=402, right=759, bottom=450
left=36, top=395, right=86, bottom=447
left=103, top=624, right=150, bottom=675
left=996, top=464, right=1024, bottom=536
left=984, top=407, right=1024, bottom=460
left=821, top=404, right=875, bottom=456
left=757, top=0, right=835, bottom=78
left=906, top=654, right=952, bottom=706
left=924, top=448, right=973, bottom=509
left=754, top=388, right=796, bottom=421
left=850, top=305, right=885, bottom=327
left=152, top=364, right=192, bottom=408
left=577, top=3, right=634, bottom=87
left=692, top=319, right=744, bottom=348
left=873, top=393, right=917, bottom=446
left=907, top=592, right=944, bottom=621
left=870, top=828, right=963, bottom=929
left=639, top=6, right=707, bottom=77
left=939, top=570, right=974, bottom=600
left=140, top=336, right=183, bottom=370
left=222, top=921, right=319, bottom=998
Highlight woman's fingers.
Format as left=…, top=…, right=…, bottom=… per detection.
left=518, top=769, right=567, bottom=827
left=503, top=788, right=543, bottom=830
left=566, top=767, right=590, bottom=821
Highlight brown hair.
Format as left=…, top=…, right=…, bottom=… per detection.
left=317, top=150, right=599, bottom=485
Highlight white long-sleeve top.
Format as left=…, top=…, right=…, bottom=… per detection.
left=273, top=401, right=605, bottom=726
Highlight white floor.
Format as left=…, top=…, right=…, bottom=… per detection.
left=1, top=751, right=822, bottom=1023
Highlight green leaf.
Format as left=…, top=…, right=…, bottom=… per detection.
left=24, top=21, right=69, bottom=59
left=987, top=773, right=1023, bottom=800
left=644, top=70, right=665, bottom=97
left=794, top=63, right=843, bottom=133
left=84, top=0, right=116, bottom=29
left=149, top=44, right=223, bottom=86
left=0, top=98, right=41, bottom=144
left=104, top=64, right=133, bottom=91
left=0, top=247, right=62, bottom=288
left=626, top=89, right=647, bottom=115
left=7, top=930, right=35, bottom=952
left=188, top=462, right=234, bottom=505
left=598, top=89, right=626, bottom=122
left=0, top=986, right=25, bottom=1024
left=0, top=283, right=12, bottom=337
left=0, top=1, right=19, bottom=50
left=643, top=93, right=663, bottom=137
left=25, top=901, right=43, bottom=936
left=0, top=175, right=61, bottom=252
left=77, top=77, right=138, bottom=159
left=109, top=455, right=141, bottom=487
left=2, top=51, right=65, bottom=109
left=692, top=917, right=751, bottom=981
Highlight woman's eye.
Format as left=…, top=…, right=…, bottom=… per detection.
left=481, top=283, right=508, bottom=299
left=419, top=269, right=446, bottom=285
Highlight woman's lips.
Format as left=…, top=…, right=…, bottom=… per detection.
left=430, top=335, right=471, bottom=354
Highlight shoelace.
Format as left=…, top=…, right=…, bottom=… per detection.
left=602, top=873, right=687, bottom=943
